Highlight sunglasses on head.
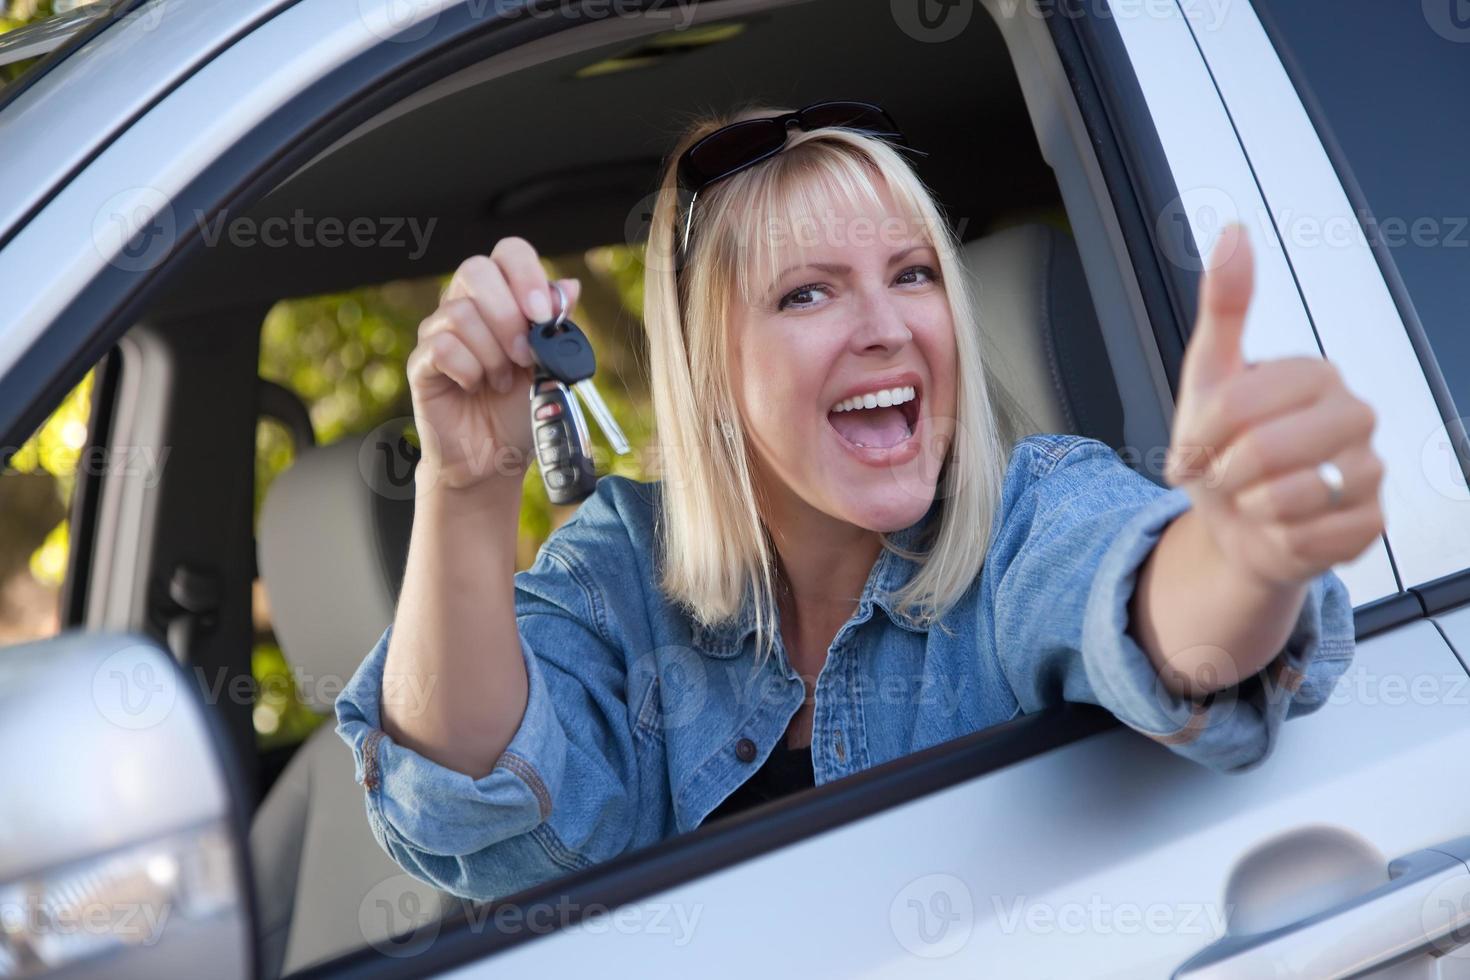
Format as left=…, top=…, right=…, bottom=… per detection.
left=673, top=100, right=907, bottom=270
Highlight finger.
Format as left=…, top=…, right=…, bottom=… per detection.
left=1207, top=393, right=1377, bottom=497
left=406, top=341, right=443, bottom=391
left=491, top=236, right=555, bottom=326
left=419, top=331, right=484, bottom=393
left=1235, top=443, right=1385, bottom=524
left=420, top=298, right=516, bottom=393
left=1181, top=357, right=1341, bottom=462
left=447, top=256, right=537, bottom=371
left=1180, top=223, right=1253, bottom=397
left=1271, top=497, right=1386, bottom=575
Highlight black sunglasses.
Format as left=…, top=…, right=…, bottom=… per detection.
left=674, top=100, right=907, bottom=267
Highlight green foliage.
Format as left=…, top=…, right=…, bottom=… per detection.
left=9, top=369, right=92, bottom=587
left=1, top=0, right=56, bottom=86
left=252, top=641, right=327, bottom=750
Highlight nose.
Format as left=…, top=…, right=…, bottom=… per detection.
left=848, top=289, right=914, bottom=356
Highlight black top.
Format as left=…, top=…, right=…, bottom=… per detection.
left=704, top=741, right=816, bottom=823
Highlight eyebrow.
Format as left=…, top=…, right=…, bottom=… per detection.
left=767, top=244, right=935, bottom=295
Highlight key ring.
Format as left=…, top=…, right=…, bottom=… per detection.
left=548, top=281, right=569, bottom=331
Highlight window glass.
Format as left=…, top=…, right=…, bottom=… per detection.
left=1255, top=1, right=1470, bottom=418
left=0, top=369, right=92, bottom=644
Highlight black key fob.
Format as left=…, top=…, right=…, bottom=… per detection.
left=529, top=316, right=596, bottom=384
left=530, top=367, right=597, bottom=506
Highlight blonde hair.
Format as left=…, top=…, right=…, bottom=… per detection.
left=643, top=103, right=1010, bottom=667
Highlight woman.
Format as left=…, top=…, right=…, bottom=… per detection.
left=336, top=102, right=1379, bottom=902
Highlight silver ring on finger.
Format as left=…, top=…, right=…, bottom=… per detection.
left=1316, top=460, right=1346, bottom=508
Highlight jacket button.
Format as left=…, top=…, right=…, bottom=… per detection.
left=735, top=737, right=757, bottom=762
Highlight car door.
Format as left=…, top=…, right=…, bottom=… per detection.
left=3, top=1, right=1469, bottom=978
left=421, top=4, right=1470, bottom=977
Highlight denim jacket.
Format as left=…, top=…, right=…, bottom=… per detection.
left=335, top=433, right=1356, bottom=902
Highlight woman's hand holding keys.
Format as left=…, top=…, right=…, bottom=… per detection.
left=407, top=236, right=581, bottom=494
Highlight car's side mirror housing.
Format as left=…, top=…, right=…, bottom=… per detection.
left=0, top=633, right=252, bottom=979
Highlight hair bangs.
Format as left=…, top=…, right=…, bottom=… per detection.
left=709, top=133, right=934, bottom=309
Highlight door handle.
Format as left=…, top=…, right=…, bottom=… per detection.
left=1174, top=837, right=1470, bottom=979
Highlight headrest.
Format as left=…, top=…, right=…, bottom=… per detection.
left=257, top=434, right=414, bottom=711
left=961, top=223, right=1125, bottom=449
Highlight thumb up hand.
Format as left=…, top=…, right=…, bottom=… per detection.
left=1163, top=223, right=1385, bottom=588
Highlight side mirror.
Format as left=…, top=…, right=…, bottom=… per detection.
left=0, top=633, right=252, bottom=979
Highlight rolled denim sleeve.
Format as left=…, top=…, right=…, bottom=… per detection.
left=335, top=512, right=644, bottom=902
left=987, top=434, right=1355, bottom=773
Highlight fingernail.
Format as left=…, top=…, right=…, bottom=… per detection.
left=528, top=290, right=552, bottom=324
left=512, top=333, right=534, bottom=368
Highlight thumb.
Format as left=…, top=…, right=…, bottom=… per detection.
left=1181, top=222, right=1253, bottom=397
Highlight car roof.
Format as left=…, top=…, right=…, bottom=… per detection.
left=0, top=0, right=1060, bottom=320
left=0, top=0, right=299, bottom=248
left=142, top=0, right=1057, bottom=315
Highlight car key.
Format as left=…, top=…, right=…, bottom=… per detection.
left=527, top=283, right=630, bottom=505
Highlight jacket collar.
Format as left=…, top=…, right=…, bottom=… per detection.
left=690, top=500, right=940, bottom=659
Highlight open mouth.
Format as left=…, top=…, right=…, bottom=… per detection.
left=826, top=383, right=921, bottom=450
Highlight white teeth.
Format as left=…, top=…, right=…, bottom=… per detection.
left=831, top=385, right=916, bottom=414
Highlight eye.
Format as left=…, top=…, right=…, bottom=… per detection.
left=895, top=265, right=939, bottom=286
left=777, top=282, right=831, bottom=311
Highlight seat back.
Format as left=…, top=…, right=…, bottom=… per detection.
left=962, top=222, right=1125, bottom=449
left=252, top=434, right=455, bottom=978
